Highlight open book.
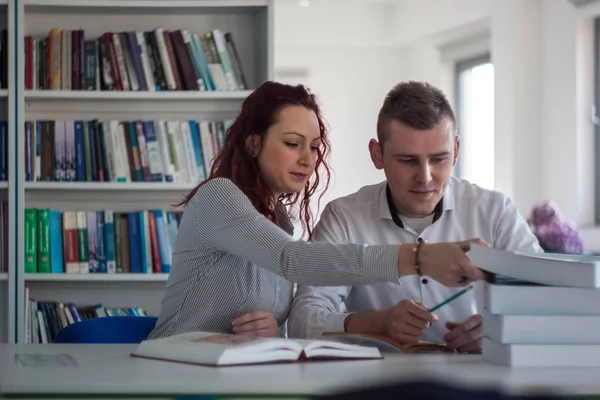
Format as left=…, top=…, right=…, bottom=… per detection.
left=322, top=332, right=456, bottom=354
left=130, top=331, right=382, bottom=367
left=468, top=243, right=600, bottom=288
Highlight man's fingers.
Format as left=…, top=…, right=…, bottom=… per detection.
left=443, top=323, right=465, bottom=343
left=462, top=314, right=483, bottom=331
left=407, top=302, right=438, bottom=323
left=232, top=310, right=271, bottom=326
left=456, top=338, right=482, bottom=354
left=445, top=322, right=483, bottom=350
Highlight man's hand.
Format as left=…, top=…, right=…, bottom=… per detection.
left=443, top=314, right=483, bottom=353
left=383, top=299, right=439, bottom=344
left=232, top=310, right=281, bottom=338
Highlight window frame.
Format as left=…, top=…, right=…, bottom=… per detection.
left=454, top=53, right=492, bottom=179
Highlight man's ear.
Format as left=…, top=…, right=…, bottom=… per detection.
left=245, top=134, right=261, bottom=155
left=368, top=139, right=384, bottom=170
left=452, top=135, right=460, bottom=167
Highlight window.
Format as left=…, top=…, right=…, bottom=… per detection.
left=595, top=17, right=600, bottom=224
left=454, top=54, right=495, bottom=190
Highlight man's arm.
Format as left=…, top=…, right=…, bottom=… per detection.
left=493, top=195, right=543, bottom=253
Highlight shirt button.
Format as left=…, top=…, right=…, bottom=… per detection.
left=417, top=237, right=424, bottom=243
left=421, top=278, right=428, bottom=284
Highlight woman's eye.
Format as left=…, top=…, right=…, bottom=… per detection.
left=285, top=142, right=299, bottom=148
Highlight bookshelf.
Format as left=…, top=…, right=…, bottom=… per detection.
left=15, top=0, right=273, bottom=343
left=1, top=0, right=13, bottom=345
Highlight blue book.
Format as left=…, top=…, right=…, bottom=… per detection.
left=96, top=211, right=107, bottom=273
left=128, top=212, right=142, bottom=273
left=74, top=121, right=85, bottom=181
left=25, top=121, right=32, bottom=181
left=138, top=211, right=149, bottom=273
left=142, top=121, right=163, bottom=182
left=188, top=120, right=206, bottom=181
left=104, top=211, right=116, bottom=274
left=49, top=210, right=63, bottom=273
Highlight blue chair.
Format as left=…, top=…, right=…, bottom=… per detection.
left=54, top=316, right=158, bottom=344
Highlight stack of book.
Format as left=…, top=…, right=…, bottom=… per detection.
left=468, top=244, right=600, bottom=367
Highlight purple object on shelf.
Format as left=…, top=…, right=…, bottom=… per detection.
left=527, top=201, right=584, bottom=254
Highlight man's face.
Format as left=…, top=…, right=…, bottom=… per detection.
left=369, top=117, right=459, bottom=218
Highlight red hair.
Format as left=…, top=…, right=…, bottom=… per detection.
left=177, top=81, right=332, bottom=240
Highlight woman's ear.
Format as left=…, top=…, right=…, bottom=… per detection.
left=245, top=134, right=261, bottom=156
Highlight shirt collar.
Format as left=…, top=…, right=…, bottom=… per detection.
left=379, top=178, right=456, bottom=228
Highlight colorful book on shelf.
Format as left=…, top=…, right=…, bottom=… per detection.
left=468, top=243, right=600, bottom=288
left=130, top=331, right=383, bottom=367
left=25, top=27, right=246, bottom=92
left=24, top=118, right=228, bottom=183
left=321, top=332, right=456, bottom=354
left=25, top=208, right=180, bottom=274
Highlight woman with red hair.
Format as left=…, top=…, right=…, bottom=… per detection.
left=148, top=81, right=486, bottom=339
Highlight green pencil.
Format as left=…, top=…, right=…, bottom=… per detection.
left=429, top=284, right=474, bottom=312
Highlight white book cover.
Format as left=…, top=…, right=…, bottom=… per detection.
left=483, top=309, right=600, bottom=344
left=483, top=337, right=600, bottom=367
left=484, top=281, right=600, bottom=315
left=131, top=331, right=382, bottom=367
left=136, top=31, right=156, bottom=92
left=468, top=243, right=600, bottom=288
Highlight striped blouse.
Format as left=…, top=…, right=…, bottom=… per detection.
left=147, top=178, right=400, bottom=339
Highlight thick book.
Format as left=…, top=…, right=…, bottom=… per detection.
left=468, top=243, right=600, bottom=288
left=483, top=337, right=600, bottom=367
left=322, top=332, right=456, bottom=354
left=484, top=281, right=600, bottom=315
left=130, top=331, right=382, bottom=367
left=482, top=309, right=600, bottom=344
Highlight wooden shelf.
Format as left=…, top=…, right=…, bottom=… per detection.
left=24, top=0, right=267, bottom=8
left=0, top=90, right=7, bottom=97
left=0, top=273, right=7, bottom=281
left=25, top=90, right=252, bottom=101
left=24, top=182, right=196, bottom=191
left=0, top=182, right=8, bottom=189
left=25, top=273, right=169, bottom=282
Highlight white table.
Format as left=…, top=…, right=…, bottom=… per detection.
left=2, top=344, right=600, bottom=399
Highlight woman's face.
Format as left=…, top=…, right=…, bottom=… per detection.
left=253, top=105, right=322, bottom=198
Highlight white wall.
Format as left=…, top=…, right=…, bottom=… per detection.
left=274, top=0, right=405, bottom=209
left=275, top=0, right=600, bottom=251
left=274, top=0, right=492, bottom=208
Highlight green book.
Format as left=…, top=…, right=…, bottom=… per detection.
left=37, top=208, right=51, bottom=273
left=24, top=208, right=38, bottom=273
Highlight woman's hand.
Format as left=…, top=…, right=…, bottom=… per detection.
left=232, top=310, right=282, bottom=338
left=417, top=239, right=488, bottom=287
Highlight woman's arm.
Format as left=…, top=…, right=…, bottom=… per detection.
left=192, top=178, right=400, bottom=286
left=193, top=178, right=485, bottom=287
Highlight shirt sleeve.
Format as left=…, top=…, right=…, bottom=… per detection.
left=288, top=202, right=356, bottom=338
left=192, top=178, right=400, bottom=286
left=493, top=195, right=544, bottom=253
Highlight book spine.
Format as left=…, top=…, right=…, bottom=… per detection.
left=37, top=208, right=51, bottom=273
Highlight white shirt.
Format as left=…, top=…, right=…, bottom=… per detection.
left=287, top=177, right=543, bottom=343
